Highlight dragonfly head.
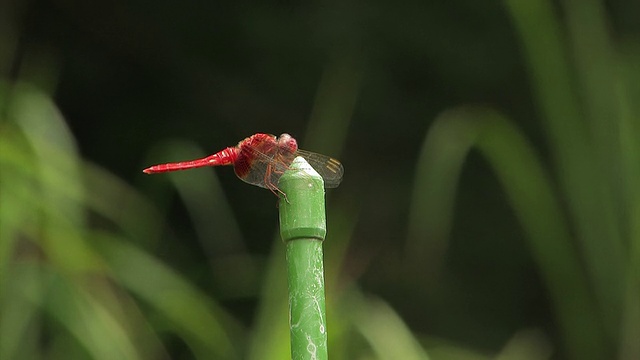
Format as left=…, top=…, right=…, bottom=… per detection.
left=278, top=133, right=298, bottom=153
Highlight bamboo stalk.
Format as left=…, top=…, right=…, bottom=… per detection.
left=278, top=157, right=328, bottom=360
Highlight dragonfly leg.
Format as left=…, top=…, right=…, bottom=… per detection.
left=269, top=185, right=289, bottom=204
left=264, top=164, right=290, bottom=203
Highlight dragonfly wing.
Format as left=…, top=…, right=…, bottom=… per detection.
left=295, top=149, right=344, bottom=188
left=235, top=157, right=270, bottom=189
left=235, top=144, right=343, bottom=190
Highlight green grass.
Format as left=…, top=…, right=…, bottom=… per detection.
left=407, top=0, right=640, bottom=358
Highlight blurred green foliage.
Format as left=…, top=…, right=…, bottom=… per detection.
left=1, top=0, right=639, bottom=359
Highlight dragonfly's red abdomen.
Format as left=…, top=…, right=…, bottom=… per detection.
left=142, top=147, right=238, bottom=174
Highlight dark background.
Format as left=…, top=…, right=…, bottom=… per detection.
left=2, top=0, right=639, bottom=359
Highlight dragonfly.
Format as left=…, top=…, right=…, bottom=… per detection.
left=143, top=133, right=344, bottom=197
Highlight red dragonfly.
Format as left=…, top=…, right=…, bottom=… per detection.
left=143, top=133, right=343, bottom=196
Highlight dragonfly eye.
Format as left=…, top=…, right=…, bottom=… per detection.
left=278, top=133, right=298, bottom=153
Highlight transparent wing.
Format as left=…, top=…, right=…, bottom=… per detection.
left=295, top=149, right=344, bottom=188
left=235, top=145, right=344, bottom=190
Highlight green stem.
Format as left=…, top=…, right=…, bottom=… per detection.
left=278, top=157, right=328, bottom=360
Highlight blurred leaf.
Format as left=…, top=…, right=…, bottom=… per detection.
left=304, top=51, right=362, bottom=156
left=407, top=106, right=605, bottom=359
left=94, top=233, right=244, bottom=360
left=504, top=0, right=625, bottom=340
left=246, top=234, right=290, bottom=360
left=495, top=329, right=552, bottom=360
left=618, top=43, right=640, bottom=360
left=41, top=270, right=141, bottom=360
left=1, top=81, right=243, bottom=359
left=0, top=262, right=43, bottom=360
left=347, top=290, right=430, bottom=360
left=154, top=140, right=245, bottom=255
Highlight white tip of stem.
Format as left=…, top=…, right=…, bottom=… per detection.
left=290, top=156, right=321, bottom=179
